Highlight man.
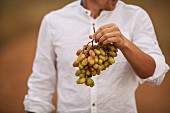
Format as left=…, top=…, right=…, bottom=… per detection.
left=24, top=0, right=169, bottom=113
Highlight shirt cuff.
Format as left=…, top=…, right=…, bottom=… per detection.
left=23, top=95, right=55, bottom=113
left=138, top=54, right=170, bottom=86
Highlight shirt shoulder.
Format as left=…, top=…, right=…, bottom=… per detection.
left=117, top=1, right=148, bottom=17
left=40, top=1, right=81, bottom=39
left=118, top=1, right=144, bottom=12
left=44, top=1, right=80, bottom=20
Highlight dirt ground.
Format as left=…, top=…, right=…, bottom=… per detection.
left=0, top=0, right=170, bottom=113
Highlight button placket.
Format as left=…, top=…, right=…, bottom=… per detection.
left=90, top=76, right=97, bottom=113
left=85, top=10, right=91, bottom=17
left=88, top=21, right=97, bottom=113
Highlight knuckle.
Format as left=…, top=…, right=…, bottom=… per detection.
left=114, top=38, right=119, bottom=43
left=103, top=41, right=106, bottom=45
left=107, top=39, right=112, bottom=44
left=99, top=27, right=104, bottom=31
left=114, top=26, right=118, bottom=30
left=111, top=26, right=119, bottom=31
left=116, top=31, right=121, bottom=36
left=96, top=37, right=99, bottom=41
left=111, top=27, right=115, bottom=31
left=101, top=31, right=105, bottom=35
left=103, top=34, right=108, bottom=39
left=111, top=23, right=116, bottom=26
left=107, top=38, right=112, bottom=42
left=103, top=40, right=108, bottom=45
left=115, top=27, right=119, bottom=31
left=95, top=35, right=99, bottom=41
left=99, top=38, right=104, bottom=42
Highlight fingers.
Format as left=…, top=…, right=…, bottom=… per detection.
left=93, top=23, right=119, bottom=43
left=89, top=23, right=127, bottom=49
left=89, top=23, right=122, bottom=46
left=94, top=23, right=117, bottom=36
left=103, top=36, right=122, bottom=45
left=103, top=37, right=116, bottom=45
left=98, top=32, right=114, bottom=44
left=98, top=31, right=120, bottom=44
left=95, top=27, right=118, bottom=42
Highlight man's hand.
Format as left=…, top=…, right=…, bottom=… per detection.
left=91, top=23, right=127, bottom=50
left=90, top=23, right=156, bottom=79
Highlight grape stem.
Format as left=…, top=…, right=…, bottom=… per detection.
left=83, top=26, right=96, bottom=54
left=87, top=26, right=95, bottom=48
left=93, top=26, right=96, bottom=33
left=91, top=26, right=95, bottom=48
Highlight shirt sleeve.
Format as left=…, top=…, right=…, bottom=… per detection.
left=23, top=14, right=57, bottom=113
left=131, top=8, right=170, bottom=86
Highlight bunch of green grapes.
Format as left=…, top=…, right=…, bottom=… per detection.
left=73, top=42, right=118, bottom=87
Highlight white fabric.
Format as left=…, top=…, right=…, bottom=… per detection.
left=24, top=1, right=169, bottom=113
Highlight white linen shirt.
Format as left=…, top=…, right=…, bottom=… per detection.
left=24, top=1, right=169, bottom=113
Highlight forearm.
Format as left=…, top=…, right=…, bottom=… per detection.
left=92, top=23, right=156, bottom=79
left=120, top=38, right=156, bottom=79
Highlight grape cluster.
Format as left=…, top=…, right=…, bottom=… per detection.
left=73, top=41, right=118, bottom=87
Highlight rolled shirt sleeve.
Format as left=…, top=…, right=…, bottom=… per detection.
left=23, top=14, right=57, bottom=113
left=132, top=8, right=170, bottom=86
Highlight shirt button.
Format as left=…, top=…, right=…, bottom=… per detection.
left=92, top=103, right=95, bottom=106
left=85, top=11, right=88, bottom=14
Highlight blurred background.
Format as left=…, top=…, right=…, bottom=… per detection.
left=0, top=0, right=169, bottom=113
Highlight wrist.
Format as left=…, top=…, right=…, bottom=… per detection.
left=119, top=37, right=131, bottom=51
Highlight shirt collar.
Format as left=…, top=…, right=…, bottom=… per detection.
left=77, top=0, right=120, bottom=18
